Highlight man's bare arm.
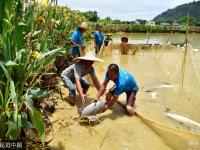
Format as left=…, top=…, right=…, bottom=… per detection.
left=75, top=77, right=85, bottom=104
left=91, top=75, right=100, bottom=90
left=96, top=81, right=108, bottom=99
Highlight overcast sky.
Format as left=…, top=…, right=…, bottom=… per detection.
left=58, top=0, right=196, bottom=21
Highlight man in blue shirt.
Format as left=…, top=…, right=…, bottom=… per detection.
left=71, top=22, right=88, bottom=58
left=94, top=25, right=104, bottom=54
left=96, top=64, right=139, bottom=115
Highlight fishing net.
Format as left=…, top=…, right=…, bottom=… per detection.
left=94, top=41, right=200, bottom=150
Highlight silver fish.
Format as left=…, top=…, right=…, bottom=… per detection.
left=166, top=112, right=200, bottom=128
left=80, top=100, right=106, bottom=116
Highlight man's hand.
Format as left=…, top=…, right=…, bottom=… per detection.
left=82, top=44, right=87, bottom=48
left=96, top=82, right=108, bottom=100
left=101, top=104, right=109, bottom=113
left=80, top=93, right=86, bottom=104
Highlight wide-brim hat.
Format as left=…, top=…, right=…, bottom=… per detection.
left=75, top=51, right=103, bottom=62
left=106, top=33, right=112, bottom=36
left=78, top=22, right=88, bottom=29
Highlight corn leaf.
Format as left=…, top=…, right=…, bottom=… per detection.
left=6, top=114, right=22, bottom=140
left=0, top=80, right=6, bottom=86
left=5, top=0, right=14, bottom=16
left=16, top=22, right=27, bottom=49
left=0, top=0, right=5, bottom=34
left=27, top=87, right=50, bottom=100
left=0, top=90, right=4, bottom=109
left=26, top=102, right=45, bottom=145
left=21, top=112, right=34, bottom=128
left=10, top=80, right=17, bottom=103
left=6, top=61, right=18, bottom=66
left=15, top=49, right=25, bottom=62
left=29, top=47, right=63, bottom=85
left=37, top=47, right=62, bottom=63
left=0, top=61, right=11, bottom=80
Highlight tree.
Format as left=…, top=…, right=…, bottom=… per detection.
left=112, top=19, right=121, bottom=24
left=178, top=16, right=197, bottom=26
left=105, top=16, right=112, bottom=21
left=135, top=19, right=147, bottom=24
left=82, top=11, right=99, bottom=22
left=166, top=18, right=174, bottom=24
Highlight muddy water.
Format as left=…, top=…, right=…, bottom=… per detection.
left=112, top=33, right=200, bottom=49
left=48, top=46, right=200, bottom=150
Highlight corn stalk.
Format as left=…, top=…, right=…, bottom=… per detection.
left=0, top=0, right=63, bottom=145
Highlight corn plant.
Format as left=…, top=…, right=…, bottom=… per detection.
left=31, top=5, right=86, bottom=54
left=0, top=0, right=63, bottom=144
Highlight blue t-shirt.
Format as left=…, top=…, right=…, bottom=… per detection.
left=94, top=31, right=104, bottom=47
left=104, top=38, right=112, bottom=46
left=104, top=69, right=139, bottom=96
left=70, top=28, right=82, bottom=56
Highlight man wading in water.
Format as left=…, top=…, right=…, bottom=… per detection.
left=70, top=22, right=88, bottom=58
left=61, top=52, right=103, bottom=105
left=94, top=25, right=104, bottom=54
left=96, top=64, right=139, bottom=115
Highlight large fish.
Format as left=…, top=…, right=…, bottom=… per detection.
left=80, top=100, right=106, bottom=116
left=166, top=112, right=200, bottom=128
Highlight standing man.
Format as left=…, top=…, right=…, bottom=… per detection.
left=71, top=22, right=88, bottom=58
left=61, top=52, right=103, bottom=105
left=94, top=25, right=104, bottom=54
left=96, top=64, right=139, bottom=115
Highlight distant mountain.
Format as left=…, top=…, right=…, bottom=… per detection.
left=153, top=1, right=200, bottom=25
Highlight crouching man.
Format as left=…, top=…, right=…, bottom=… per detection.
left=96, top=64, right=139, bottom=115
left=61, top=52, right=103, bottom=105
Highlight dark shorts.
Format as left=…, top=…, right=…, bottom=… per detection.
left=95, top=45, right=101, bottom=54
left=108, top=85, right=137, bottom=107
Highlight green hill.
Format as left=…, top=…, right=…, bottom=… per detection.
left=153, top=1, right=200, bottom=25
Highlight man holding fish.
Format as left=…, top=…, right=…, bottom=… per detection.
left=61, top=52, right=103, bottom=105
left=96, top=63, right=139, bottom=115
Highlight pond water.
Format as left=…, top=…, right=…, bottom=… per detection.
left=48, top=42, right=200, bottom=150
left=112, top=33, right=200, bottom=49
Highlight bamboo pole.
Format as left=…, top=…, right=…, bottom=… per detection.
left=180, top=12, right=189, bottom=87
left=146, top=26, right=152, bottom=44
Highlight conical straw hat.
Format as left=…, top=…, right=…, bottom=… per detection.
left=105, top=33, right=112, bottom=36
left=75, top=51, right=103, bottom=62
left=78, top=22, right=88, bottom=29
